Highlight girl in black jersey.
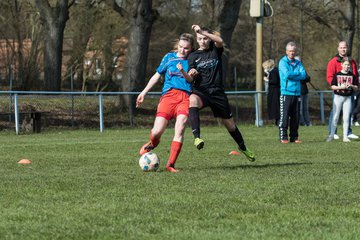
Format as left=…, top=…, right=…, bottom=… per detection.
left=185, top=24, right=255, bottom=162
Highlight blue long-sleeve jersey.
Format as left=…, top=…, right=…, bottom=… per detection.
left=278, top=56, right=307, bottom=96
left=156, top=52, right=192, bottom=96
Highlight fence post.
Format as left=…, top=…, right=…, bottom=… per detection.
left=234, top=67, right=239, bottom=122
left=255, top=93, right=259, bottom=126
left=99, top=94, right=104, bottom=133
left=14, top=94, right=19, bottom=135
left=254, top=92, right=264, bottom=127
left=9, top=64, right=13, bottom=122
left=320, top=92, right=325, bottom=124
left=70, top=66, right=74, bottom=128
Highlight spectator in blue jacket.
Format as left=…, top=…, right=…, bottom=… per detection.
left=278, top=42, right=307, bottom=143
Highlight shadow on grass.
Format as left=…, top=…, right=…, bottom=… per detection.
left=152, top=161, right=344, bottom=173
left=195, top=162, right=314, bottom=171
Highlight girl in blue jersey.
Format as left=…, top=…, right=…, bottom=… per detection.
left=136, top=33, right=195, bottom=173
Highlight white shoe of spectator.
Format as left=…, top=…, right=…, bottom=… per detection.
left=355, top=121, right=360, bottom=127
left=348, top=133, right=359, bottom=139
left=333, top=134, right=340, bottom=140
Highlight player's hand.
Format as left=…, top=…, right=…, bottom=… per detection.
left=192, top=25, right=201, bottom=33
left=188, top=68, right=198, bottom=77
left=136, top=93, right=145, bottom=108
left=176, top=62, right=183, bottom=71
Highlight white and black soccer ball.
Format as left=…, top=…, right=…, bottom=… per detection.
left=139, top=152, right=160, bottom=172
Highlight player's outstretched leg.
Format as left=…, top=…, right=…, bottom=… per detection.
left=139, top=133, right=160, bottom=155
left=226, top=121, right=255, bottom=162
left=139, top=141, right=154, bottom=155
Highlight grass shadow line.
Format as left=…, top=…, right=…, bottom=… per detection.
left=193, top=162, right=313, bottom=171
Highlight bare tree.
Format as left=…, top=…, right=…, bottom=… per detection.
left=0, top=0, right=43, bottom=90
left=35, top=0, right=75, bottom=90
left=113, top=0, right=158, bottom=93
left=300, top=0, right=356, bottom=54
left=110, top=0, right=158, bottom=124
left=64, top=1, right=97, bottom=91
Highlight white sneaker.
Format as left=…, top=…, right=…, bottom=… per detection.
left=334, top=134, right=340, bottom=140
left=355, top=121, right=360, bottom=127
left=343, top=138, right=351, bottom=142
left=347, top=133, right=359, bottom=139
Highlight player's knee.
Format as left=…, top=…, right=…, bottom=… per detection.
left=151, top=129, right=162, bottom=138
left=189, top=96, right=200, bottom=107
left=179, top=116, right=188, bottom=125
left=189, top=99, right=198, bottom=107
left=223, top=119, right=236, bottom=131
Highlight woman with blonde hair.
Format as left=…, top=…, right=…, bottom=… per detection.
left=136, top=33, right=195, bottom=172
left=262, top=59, right=280, bottom=125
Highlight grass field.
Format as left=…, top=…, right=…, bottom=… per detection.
left=1, top=125, right=360, bottom=240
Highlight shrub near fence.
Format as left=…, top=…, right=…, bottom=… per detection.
left=0, top=91, right=334, bottom=134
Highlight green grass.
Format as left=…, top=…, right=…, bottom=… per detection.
left=1, top=125, right=360, bottom=240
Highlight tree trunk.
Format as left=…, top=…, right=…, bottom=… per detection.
left=305, top=0, right=356, bottom=54
left=65, top=1, right=98, bottom=91
left=214, top=0, right=242, bottom=86
left=337, top=0, right=356, bottom=55
left=122, top=0, right=157, bottom=94
left=35, top=0, right=70, bottom=91
left=113, top=0, right=158, bottom=124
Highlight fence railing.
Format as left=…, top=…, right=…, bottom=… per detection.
left=0, top=90, right=333, bottom=134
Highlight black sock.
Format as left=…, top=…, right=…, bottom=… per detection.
left=189, top=107, right=200, bottom=138
left=229, top=126, right=246, bottom=151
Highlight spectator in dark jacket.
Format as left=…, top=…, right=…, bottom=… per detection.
left=262, top=59, right=280, bottom=125
left=300, top=74, right=312, bottom=126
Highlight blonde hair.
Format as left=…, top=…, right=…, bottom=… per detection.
left=212, top=30, right=221, bottom=37
left=172, top=33, right=195, bottom=52
left=262, top=59, right=275, bottom=71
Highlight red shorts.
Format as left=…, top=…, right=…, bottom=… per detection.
left=156, top=89, right=189, bottom=120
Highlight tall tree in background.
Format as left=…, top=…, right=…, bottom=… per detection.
left=66, top=1, right=126, bottom=92
left=112, top=0, right=158, bottom=123
left=214, top=0, right=242, bottom=85
left=0, top=1, right=43, bottom=90
left=35, top=0, right=75, bottom=90
left=175, top=0, right=241, bottom=85
left=65, top=0, right=97, bottom=91
left=328, top=0, right=356, bottom=54
left=300, top=0, right=356, bottom=54
left=113, top=0, right=158, bottom=94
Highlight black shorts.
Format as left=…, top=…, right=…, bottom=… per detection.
left=192, top=88, right=233, bottom=119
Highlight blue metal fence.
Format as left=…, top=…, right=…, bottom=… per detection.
left=0, top=90, right=333, bottom=134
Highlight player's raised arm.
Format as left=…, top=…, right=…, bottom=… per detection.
left=192, top=24, right=223, bottom=48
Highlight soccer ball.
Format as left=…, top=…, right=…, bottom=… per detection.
left=139, top=152, right=160, bottom=172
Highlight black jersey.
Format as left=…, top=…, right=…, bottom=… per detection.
left=187, top=45, right=224, bottom=92
left=331, top=71, right=357, bottom=96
